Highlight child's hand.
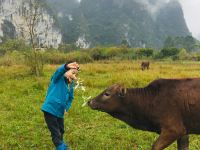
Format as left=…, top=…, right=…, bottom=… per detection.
left=67, top=62, right=79, bottom=70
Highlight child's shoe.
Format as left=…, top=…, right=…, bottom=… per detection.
left=56, top=142, right=67, bottom=150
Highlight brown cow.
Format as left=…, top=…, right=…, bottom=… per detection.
left=141, top=61, right=150, bottom=70
left=88, top=78, right=200, bottom=150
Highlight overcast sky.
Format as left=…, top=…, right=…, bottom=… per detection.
left=178, top=0, right=200, bottom=39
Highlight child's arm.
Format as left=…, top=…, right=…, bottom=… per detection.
left=51, top=64, right=69, bottom=83
left=52, top=62, right=79, bottom=83
left=65, top=81, right=75, bottom=111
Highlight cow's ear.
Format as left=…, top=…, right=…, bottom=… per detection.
left=119, top=86, right=127, bottom=97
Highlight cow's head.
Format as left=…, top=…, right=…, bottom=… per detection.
left=88, top=84, right=127, bottom=113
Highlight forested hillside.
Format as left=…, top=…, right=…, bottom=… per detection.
left=45, top=0, right=190, bottom=48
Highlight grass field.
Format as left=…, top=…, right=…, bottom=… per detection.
left=1, top=60, right=200, bottom=150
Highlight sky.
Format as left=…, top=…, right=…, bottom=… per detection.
left=178, top=0, right=200, bottom=39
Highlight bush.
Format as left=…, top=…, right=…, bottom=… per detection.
left=43, top=50, right=93, bottom=64
left=58, top=43, right=77, bottom=52
left=0, top=48, right=6, bottom=56
left=65, top=51, right=93, bottom=63
left=0, top=39, right=30, bottom=52
left=117, top=48, right=137, bottom=60
left=0, top=54, right=12, bottom=66
left=104, top=47, right=120, bottom=58
left=177, top=48, right=189, bottom=60
left=135, top=48, right=154, bottom=58
left=0, top=51, right=25, bottom=66
left=43, top=51, right=67, bottom=64
left=89, top=47, right=107, bottom=60
left=24, top=50, right=44, bottom=76
left=159, top=47, right=180, bottom=58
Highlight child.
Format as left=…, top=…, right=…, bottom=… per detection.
left=41, top=62, right=79, bottom=150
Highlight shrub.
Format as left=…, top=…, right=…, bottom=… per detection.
left=0, top=39, right=30, bottom=52
left=42, top=50, right=93, bottom=64
left=136, top=48, right=154, bottom=58
left=43, top=51, right=67, bottom=64
left=0, top=51, right=25, bottom=66
left=0, top=54, right=12, bottom=66
left=24, top=50, right=44, bottom=76
left=89, top=47, right=107, bottom=60
left=119, top=48, right=137, bottom=60
left=0, top=48, right=6, bottom=56
left=159, top=47, right=180, bottom=58
left=177, top=48, right=189, bottom=60
left=65, top=51, right=93, bottom=63
left=58, top=43, right=77, bottom=52
left=104, top=47, right=120, bottom=58
left=194, top=52, right=200, bottom=61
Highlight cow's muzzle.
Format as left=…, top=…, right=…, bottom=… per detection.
left=87, top=100, right=98, bottom=110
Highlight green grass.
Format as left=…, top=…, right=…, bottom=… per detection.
left=1, top=60, right=200, bottom=149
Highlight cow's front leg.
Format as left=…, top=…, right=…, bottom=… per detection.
left=152, top=125, right=186, bottom=150
left=152, top=129, right=177, bottom=150
left=177, top=135, right=189, bottom=150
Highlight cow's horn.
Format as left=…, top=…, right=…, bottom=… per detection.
left=119, top=86, right=127, bottom=97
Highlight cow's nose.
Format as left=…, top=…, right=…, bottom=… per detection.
left=87, top=100, right=92, bottom=106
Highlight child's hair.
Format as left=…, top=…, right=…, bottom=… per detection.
left=66, top=61, right=80, bottom=71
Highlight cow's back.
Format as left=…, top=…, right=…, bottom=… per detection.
left=149, top=78, right=200, bottom=134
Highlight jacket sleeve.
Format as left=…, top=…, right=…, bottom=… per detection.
left=65, top=81, right=75, bottom=111
left=52, top=64, right=69, bottom=83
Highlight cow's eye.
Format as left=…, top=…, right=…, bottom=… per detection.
left=104, top=92, right=110, bottom=96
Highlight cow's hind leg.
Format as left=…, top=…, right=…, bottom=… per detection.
left=177, top=135, right=189, bottom=150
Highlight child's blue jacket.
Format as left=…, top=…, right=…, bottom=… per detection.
left=41, top=64, right=74, bottom=118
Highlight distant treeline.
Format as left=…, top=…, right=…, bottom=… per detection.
left=0, top=39, right=200, bottom=66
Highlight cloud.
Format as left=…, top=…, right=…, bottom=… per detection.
left=134, top=0, right=200, bottom=39
left=134, top=0, right=171, bottom=19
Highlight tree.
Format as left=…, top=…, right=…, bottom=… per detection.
left=183, top=36, right=196, bottom=51
left=164, top=36, right=197, bottom=51
left=19, top=0, right=43, bottom=48
left=164, top=36, right=175, bottom=48
left=177, top=48, right=189, bottom=60
left=19, top=0, right=46, bottom=76
left=121, top=39, right=130, bottom=47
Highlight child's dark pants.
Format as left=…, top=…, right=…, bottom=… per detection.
left=43, top=111, right=64, bottom=147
